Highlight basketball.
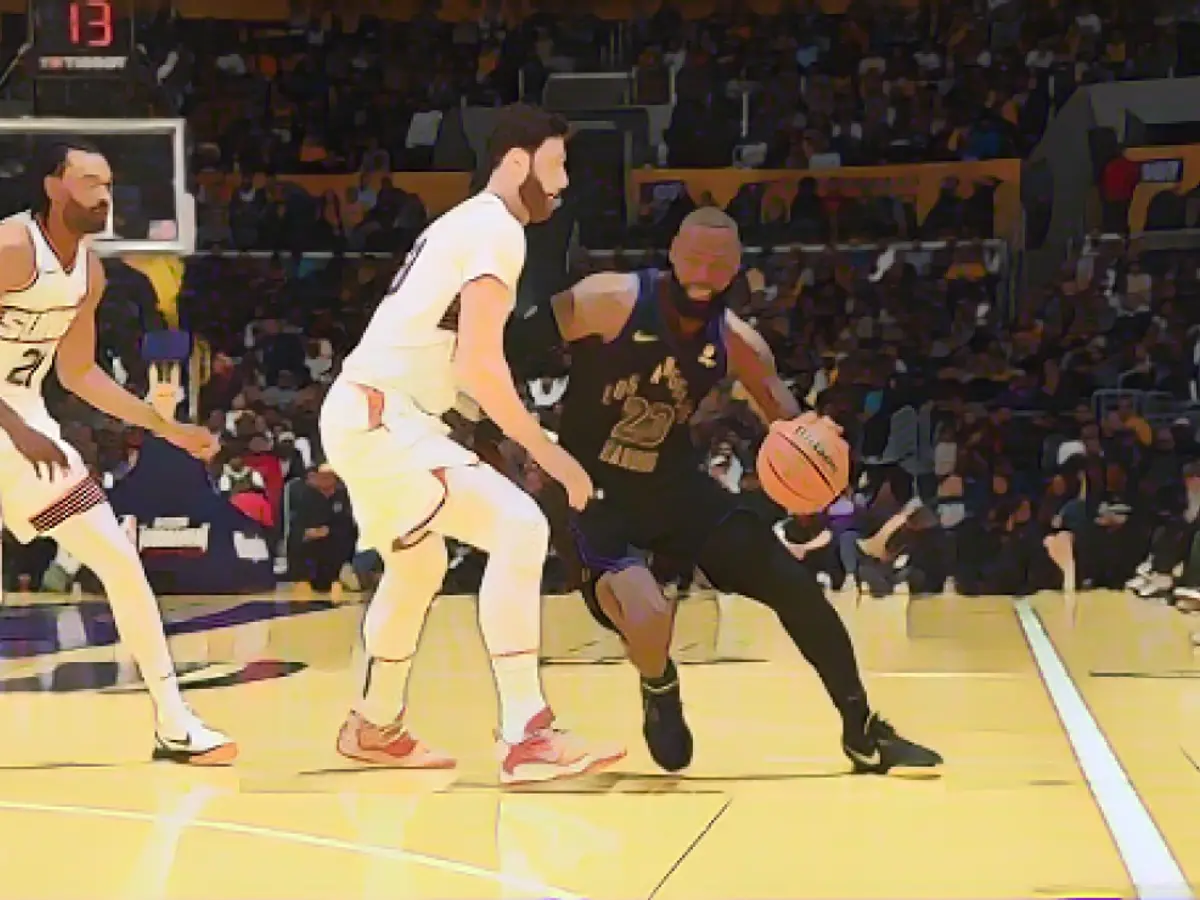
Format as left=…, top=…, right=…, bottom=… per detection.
left=757, top=416, right=850, bottom=514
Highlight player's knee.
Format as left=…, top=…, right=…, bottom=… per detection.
left=602, top=565, right=671, bottom=630
left=367, top=537, right=448, bottom=657
left=703, top=512, right=826, bottom=611
left=442, top=464, right=549, bottom=563
left=760, top=544, right=827, bottom=612
left=383, top=534, right=449, bottom=590
left=512, top=489, right=550, bottom=544
left=490, top=486, right=550, bottom=567
left=51, top=504, right=141, bottom=580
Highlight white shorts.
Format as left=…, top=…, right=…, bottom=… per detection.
left=0, top=411, right=101, bottom=544
left=319, top=378, right=478, bottom=552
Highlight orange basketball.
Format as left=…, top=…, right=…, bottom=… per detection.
left=756, top=417, right=850, bottom=514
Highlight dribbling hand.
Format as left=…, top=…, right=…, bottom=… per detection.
left=538, top=444, right=595, bottom=511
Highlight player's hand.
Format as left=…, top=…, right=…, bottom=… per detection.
left=9, top=422, right=70, bottom=481
left=537, top=443, right=595, bottom=511
left=159, top=422, right=220, bottom=461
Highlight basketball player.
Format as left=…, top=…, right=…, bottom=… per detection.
left=506, top=207, right=942, bottom=774
left=0, top=140, right=235, bottom=764
left=319, top=104, right=623, bottom=785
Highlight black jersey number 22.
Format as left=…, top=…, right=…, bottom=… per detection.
left=6, top=349, right=46, bottom=388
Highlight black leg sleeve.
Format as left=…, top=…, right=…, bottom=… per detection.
left=696, top=511, right=870, bottom=727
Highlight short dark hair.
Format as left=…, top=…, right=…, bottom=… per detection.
left=486, top=104, right=569, bottom=170
left=31, top=137, right=103, bottom=214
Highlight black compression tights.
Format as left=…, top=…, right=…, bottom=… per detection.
left=697, top=511, right=870, bottom=727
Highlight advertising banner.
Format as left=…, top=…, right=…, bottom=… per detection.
left=106, top=437, right=276, bottom=595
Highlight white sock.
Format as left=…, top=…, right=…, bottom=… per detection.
left=429, top=465, right=550, bottom=744
left=492, top=653, right=546, bottom=743
left=50, top=505, right=191, bottom=733
left=356, top=656, right=413, bottom=726
left=148, top=674, right=192, bottom=734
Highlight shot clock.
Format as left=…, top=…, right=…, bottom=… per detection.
left=26, top=0, right=134, bottom=76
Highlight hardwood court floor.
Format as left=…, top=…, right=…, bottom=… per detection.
left=0, top=587, right=1197, bottom=900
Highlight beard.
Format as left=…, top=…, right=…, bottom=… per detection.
left=667, top=269, right=748, bottom=323
left=65, top=200, right=109, bottom=235
left=518, top=172, right=558, bottom=224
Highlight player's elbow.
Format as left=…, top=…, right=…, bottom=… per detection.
left=54, top=354, right=94, bottom=391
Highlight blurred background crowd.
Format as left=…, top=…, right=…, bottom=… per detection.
left=4, top=0, right=1200, bottom=615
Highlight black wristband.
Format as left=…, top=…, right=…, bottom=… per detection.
left=504, top=300, right=566, bottom=381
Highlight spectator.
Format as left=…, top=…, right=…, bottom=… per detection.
left=1129, top=458, right=1200, bottom=597
left=230, top=483, right=275, bottom=529
left=220, top=455, right=265, bottom=496
left=5, top=0, right=1197, bottom=621
left=286, top=466, right=358, bottom=593
left=1099, top=151, right=1140, bottom=233
left=242, top=434, right=286, bottom=518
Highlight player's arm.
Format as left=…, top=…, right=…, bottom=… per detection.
left=0, top=224, right=39, bottom=436
left=55, top=255, right=182, bottom=437
left=724, top=311, right=802, bottom=424
left=0, top=227, right=75, bottom=477
left=503, top=271, right=635, bottom=380
left=549, top=272, right=638, bottom=343
left=453, top=270, right=561, bottom=465
left=0, top=221, right=34, bottom=297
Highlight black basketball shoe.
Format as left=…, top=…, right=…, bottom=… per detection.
left=642, top=677, right=693, bottom=772
left=842, top=712, right=942, bottom=774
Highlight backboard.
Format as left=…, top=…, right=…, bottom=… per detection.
left=0, top=116, right=194, bottom=256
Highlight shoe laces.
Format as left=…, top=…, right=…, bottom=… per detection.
left=868, top=713, right=898, bottom=741
left=643, top=687, right=682, bottom=715
left=377, top=719, right=410, bottom=742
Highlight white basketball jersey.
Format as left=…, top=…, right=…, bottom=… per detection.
left=338, top=192, right=526, bottom=416
left=0, top=212, right=90, bottom=418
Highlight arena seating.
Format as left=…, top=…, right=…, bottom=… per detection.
left=2, top=0, right=1199, bottom=610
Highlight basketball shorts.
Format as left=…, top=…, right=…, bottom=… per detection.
left=567, top=471, right=740, bottom=631
left=0, top=409, right=100, bottom=544
left=319, top=379, right=478, bottom=552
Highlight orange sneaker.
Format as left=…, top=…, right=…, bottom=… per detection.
left=497, top=708, right=625, bottom=786
left=336, top=711, right=456, bottom=768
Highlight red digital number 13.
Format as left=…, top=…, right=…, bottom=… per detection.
left=68, top=0, right=113, bottom=49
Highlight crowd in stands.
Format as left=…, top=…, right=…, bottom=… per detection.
left=4, top=0, right=1200, bottom=621
left=194, top=165, right=1003, bottom=256
left=114, top=0, right=1182, bottom=178
left=3, top=229, right=1197, bottom=617
left=27, top=0, right=1169, bottom=249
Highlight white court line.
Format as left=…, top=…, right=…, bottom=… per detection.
left=0, top=797, right=585, bottom=900
left=1015, top=598, right=1193, bottom=900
